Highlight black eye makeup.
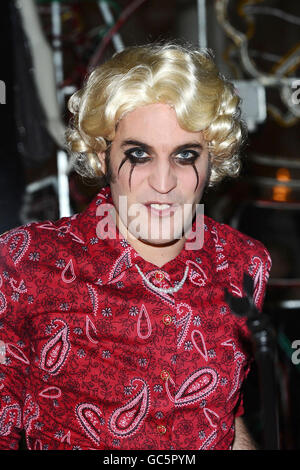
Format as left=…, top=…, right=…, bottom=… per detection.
left=121, top=146, right=201, bottom=166
left=117, top=139, right=204, bottom=191
left=174, top=150, right=201, bottom=191
left=124, top=147, right=151, bottom=164
left=175, top=149, right=200, bottom=164
left=117, top=146, right=151, bottom=190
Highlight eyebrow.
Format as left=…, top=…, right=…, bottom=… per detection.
left=120, top=139, right=203, bottom=155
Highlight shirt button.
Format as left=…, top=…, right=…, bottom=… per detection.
left=162, top=314, right=172, bottom=326
left=155, top=271, right=165, bottom=283
left=157, top=424, right=167, bottom=435
left=160, top=370, right=170, bottom=381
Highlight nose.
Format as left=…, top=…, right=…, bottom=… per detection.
left=148, top=158, right=177, bottom=194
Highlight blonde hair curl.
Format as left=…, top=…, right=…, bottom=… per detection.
left=66, top=42, right=247, bottom=186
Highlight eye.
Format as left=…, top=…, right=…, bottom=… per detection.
left=176, top=150, right=199, bottom=163
left=131, top=149, right=148, bottom=158
left=124, top=147, right=150, bottom=163
left=178, top=151, right=194, bottom=159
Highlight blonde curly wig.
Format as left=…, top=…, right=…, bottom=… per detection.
left=66, top=42, right=247, bottom=187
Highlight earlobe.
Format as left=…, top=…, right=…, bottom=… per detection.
left=97, top=152, right=106, bottom=173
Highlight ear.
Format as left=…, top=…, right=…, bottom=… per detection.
left=97, top=151, right=106, bottom=174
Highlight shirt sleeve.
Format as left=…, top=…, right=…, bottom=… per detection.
left=233, top=238, right=272, bottom=418
left=0, top=230, right=31, bottom=449
left=234, top=363, right=251, bottom=418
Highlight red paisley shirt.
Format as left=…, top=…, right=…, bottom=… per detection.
left=0, top=186, right=271, bottom=450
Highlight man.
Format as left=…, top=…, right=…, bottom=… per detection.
left=0, top=43, right=271, bottom=450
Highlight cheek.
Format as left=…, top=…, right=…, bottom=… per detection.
left=118, top=165, right=149, bottom=190
left=176, top=165, right=203, bottom=193
left=194, top=158, right=209, bottom=185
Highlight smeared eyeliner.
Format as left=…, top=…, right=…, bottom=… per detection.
left=192, top=164, right=199, bottom=192
left=118, top=141, right=203, bottom=191
left=174, top=151, right=200, bottom=192
left=117, top=149, right=150, bottom=190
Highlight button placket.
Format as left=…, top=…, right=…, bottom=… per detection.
left=135, top=264, right=178, bottom=444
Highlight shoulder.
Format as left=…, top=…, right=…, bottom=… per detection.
left=204, top=215, right=272, bottom=310
left=0, top=215, right=86, bottom=318
left=204, top=215, right=271, bottom=264
left=0, top=215, right=80, bottom=263
left=0, top=207, right=94, bottom=289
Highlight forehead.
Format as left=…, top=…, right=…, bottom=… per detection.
left=114, top=103, right=204, bottom=146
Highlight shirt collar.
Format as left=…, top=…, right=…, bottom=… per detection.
left=73, top=185, right=215, bottom=284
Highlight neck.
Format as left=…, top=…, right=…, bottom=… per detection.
left=129, top=236, right=186, bottom=268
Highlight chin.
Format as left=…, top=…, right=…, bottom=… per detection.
left=136, top=226, right=184, bottom=247
left=138, top=236, right=180, bottom=248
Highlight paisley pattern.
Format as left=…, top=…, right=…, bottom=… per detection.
left=0, top=185, right=272, bottom=450
left=176, top=303, right=192, bottom=348
left=165, top=368, right=218, bottom=407
left=250, top=255, right=271, bottom=307
left=39, top=386, right=62, bottom=399
left=0, top=290, right=7, bottom=315
left=40, top=320, right=71, bottom=375
left=75, top=403, right=103, bottom=445
left=85, top=315, right=99, bottom=344
left=23, top=394, right=39, bottom=450
left=0, top=229, right=30, bottom=265
left=204, top=408, right=220, bottom=428
left=227, top=351, right=246, bottom=403
left=6, top=343, right=30, bottom=365
left=191, top=329, right=208, bottom=362
left=0, top=404, right=22, bottom=437
left=9, top=278, right=27, bottom=294
left=61, top=259, right=76, bottom=283
left=109, top=248, right=132, bottom=284
left=186, top=260, right=207, bottom=287
left=199, top=430, right=218, bottom=450
left=137, top=304, right=152, bottom=340
left=87, top=283, right=98, bottom=316
left=108, top=378, right=150, bottom=438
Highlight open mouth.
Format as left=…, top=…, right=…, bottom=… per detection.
left=144, top=202, right=178, bottom=217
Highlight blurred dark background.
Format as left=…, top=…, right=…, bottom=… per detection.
left=0, top=0, right=299, bottom=450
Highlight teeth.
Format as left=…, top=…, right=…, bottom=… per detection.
left=150, top=204, right=170, bottom=210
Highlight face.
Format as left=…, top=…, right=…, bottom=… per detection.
left=98, top=103, right=209, bottom=256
